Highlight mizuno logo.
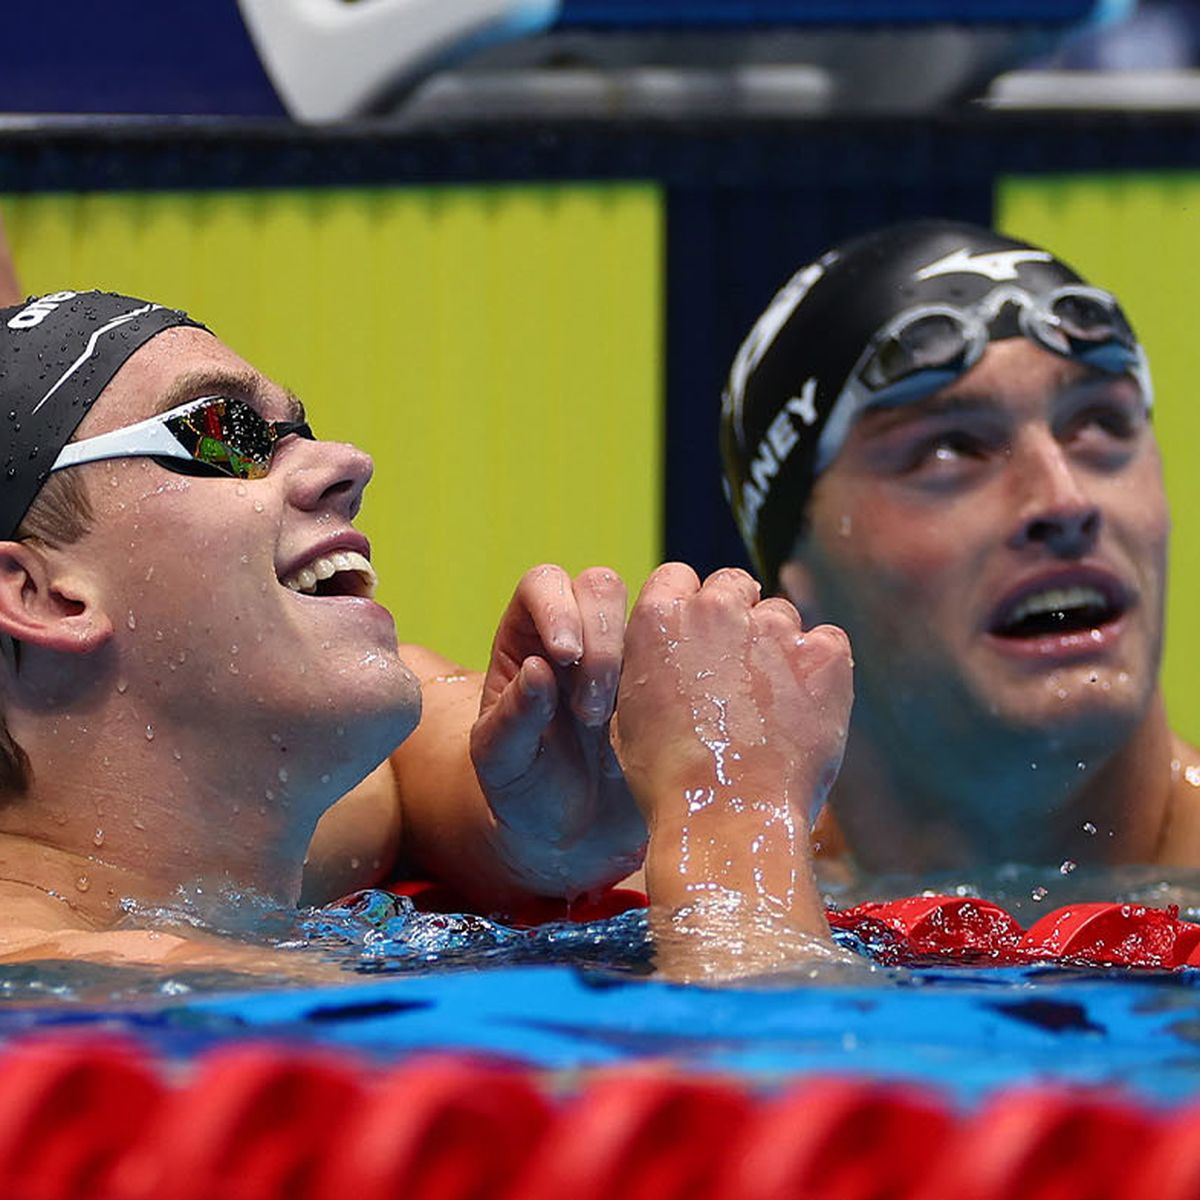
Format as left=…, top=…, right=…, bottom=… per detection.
left=914, top=248, right=1053, bottom=283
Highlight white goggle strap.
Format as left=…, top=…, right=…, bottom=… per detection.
left=49, top=408, right=200, bottom=474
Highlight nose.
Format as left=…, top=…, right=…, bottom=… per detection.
left=1007, top=431, right=1101, bottom=559
left=283, top=438, right=374, bottom=521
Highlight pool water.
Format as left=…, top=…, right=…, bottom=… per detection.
left=1, top=864, right=1200, bottom=1107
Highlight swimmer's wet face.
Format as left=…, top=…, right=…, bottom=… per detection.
left=55, top=326, right=421, bottom=804
left=783, top=338, right=1168, bottom=750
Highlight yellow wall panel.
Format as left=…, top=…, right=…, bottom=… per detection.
left=998, top=174, right=1200, bottom=740
left=0, top=184, right=663, bottom=668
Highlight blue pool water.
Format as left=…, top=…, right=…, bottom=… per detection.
left=0, top=866, right=1198, bottom=1109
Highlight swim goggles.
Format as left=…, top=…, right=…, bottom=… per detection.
left=50, top=395, right=314, bottom=481
left=814, top=284, right=1152, bottom=474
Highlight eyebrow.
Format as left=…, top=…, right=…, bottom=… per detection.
left=153, top=369, right=307, bottom=424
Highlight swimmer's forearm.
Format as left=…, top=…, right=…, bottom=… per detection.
left=389, top=651, right=547, bottom=910
left=645, top=803, right=831, bottom=982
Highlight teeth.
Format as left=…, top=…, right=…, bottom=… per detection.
left=1008, top=585, right=1106, bottom=626
left=282, top=549, right=377, bottom=598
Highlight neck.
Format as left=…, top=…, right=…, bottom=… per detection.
left=830, top=692, right=1176, bottom=874
left=0, top=704, right=341, bottom=928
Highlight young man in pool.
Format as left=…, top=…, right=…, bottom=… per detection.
left=719, top=219, right=1200, bottom=881
left=0, top=290, right=659, bottom=967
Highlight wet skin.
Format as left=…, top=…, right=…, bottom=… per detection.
left=780, top=339, right=1192, bottom=869
left=0, top=326, right=422, bottom=942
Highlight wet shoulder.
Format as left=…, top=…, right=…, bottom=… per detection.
left=1164, top=733, right=1200, bottom=865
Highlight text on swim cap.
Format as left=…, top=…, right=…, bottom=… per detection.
left=6, top=292, right=80, bottom=330
left=724, top=261, right=826, bottom=444
left=737, top=379, right=818, bottom=541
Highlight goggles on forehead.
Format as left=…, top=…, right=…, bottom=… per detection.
left=50, top=395, right=314, bottom=481
left=814, top=284, right=1152, bottom=475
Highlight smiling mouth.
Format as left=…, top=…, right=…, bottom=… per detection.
left=281, top=550, right=378, bottom=599
left=991, top=584, right=1125, bottom=639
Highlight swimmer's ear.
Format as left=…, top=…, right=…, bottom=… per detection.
left=0, top=541, right=113, bottom=657
left=777, top=558, right=825, bottom=626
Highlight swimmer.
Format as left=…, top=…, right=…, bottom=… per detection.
left=0, top=288, right=644, bottom=971
left=719, top=219, right=1200, bottom=878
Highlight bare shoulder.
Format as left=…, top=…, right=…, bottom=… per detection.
left=1162, top=732, right=1200, bottom=865
left=396, top=642, right=476, bottom=686
left=0, top=902, right=344, bottom=982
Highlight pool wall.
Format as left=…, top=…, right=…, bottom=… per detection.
left=3, top=117, right=1198, bottom=732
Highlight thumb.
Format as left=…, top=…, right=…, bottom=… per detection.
left=470, top=656, right=557, bottom=794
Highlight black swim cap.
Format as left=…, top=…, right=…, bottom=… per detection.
left=719, top=220, right=1108, bottom=592
left=0, top=290, right=206, bottom=539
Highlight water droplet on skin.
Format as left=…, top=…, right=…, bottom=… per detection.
left=240, top=554, right=249, bottom=565
left=154, top=630, right=163, bottom=642
left=145, top=724, right=154, bottom=741
left=228, top=663, right=239, bottom=675
left=1031, top=886, right=1048, bottom=902
left=115, top=679, right=128, bottom=694
left=1083, top=821, right=1097, bottom=835
left=172, top=749, right=183, bottom=762
left=126, top=611, right=137, bottom=630
left=319, top=773, right=331, bottom=785
left=1059, top=859, right=1076, bottom=875
left=350, top=857, right=361, bottom=870
left=1029, top=762, right=1038, bottom=772
left=838, top=514, right=852, bottom=538
left=93, top=828, right=104, bottom=847
left=277, top=767, right=289, bottom=784
left=1076, top=761, right=1087, bottom=772
left=75, top=875, right=90, bottom=893
left=235, top=483, right=248, bottom=498
left=132, top=817, right=145, bottom=831
left=230, top=644, right=238, bottom=655
left=253, top=501, right=264, bottom=513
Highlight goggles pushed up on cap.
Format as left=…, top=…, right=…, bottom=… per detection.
left=814, top=284, right=1152, bottom=475
left=50, top=396, right=314, bottom=481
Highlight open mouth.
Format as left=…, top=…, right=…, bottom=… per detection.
left=281, top=550, right=378, bottom=600
left=990, top=583, right=1126, bottom=640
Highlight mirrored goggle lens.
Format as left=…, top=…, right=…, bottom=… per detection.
left=163, top=399, right=275, bottom=479
left=861, top=312, right=973, bottom=391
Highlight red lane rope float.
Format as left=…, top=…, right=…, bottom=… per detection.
left=507, top=1074, right=753, bottom=1200
left=712, top=1076, right=955, bottom=1200
left=1123, top=1103, right=1200, bottom=1200
left=309, top=1055, right=551, bottom=1200
left=0, top=1036, right=1192, bottom=1200
left=828, top=896, right=1200, bottom=968
left=909, top=1089, right=1153, bottom=1200
left=106, top=1044, right=365, bottom=1200
left=1021, top=902, right=1200, bottom=968
left=0, top=1036, right=162, bottom=1200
